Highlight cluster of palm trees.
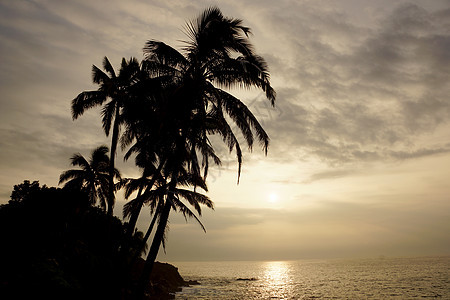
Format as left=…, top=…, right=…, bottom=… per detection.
left=59, top=7, right=275, bottom=298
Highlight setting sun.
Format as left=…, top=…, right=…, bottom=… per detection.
left=268, top=193, right=279, bottom=203
left=1, top=1, right=450, bottom=299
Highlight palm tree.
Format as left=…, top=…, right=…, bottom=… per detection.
left=71, top=57, right=140, bottom=215
left=118, top=73, right=221, bottom=248
left=116, top=159, right=165, bottom=261
left=143, top=7, right=275, bottom=175
left=59, top=146, right=120, bottom=210
left=134, top=152, right=213, bottom=298
left=135, top=6, right=276, bottom=287
left=122, top=169, right=212, bottom=267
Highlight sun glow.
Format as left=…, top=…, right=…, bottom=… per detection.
left=268, top=193, right=279, bottom=203
left=262, top=261, right=293, bottom=298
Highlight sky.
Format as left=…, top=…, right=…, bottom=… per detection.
left=0, top=0, right=449, bottom=261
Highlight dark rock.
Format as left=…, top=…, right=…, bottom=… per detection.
left=131, top=259, right=195, bottom=299
left=236, top=277, right=258, bottom=281
left=186, top=279, right=200, bottom=285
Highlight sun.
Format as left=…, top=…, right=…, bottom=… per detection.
left=268, top=193, right=279, bottom=203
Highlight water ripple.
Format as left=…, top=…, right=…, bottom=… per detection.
left=175, top=256, right=449, bottom=299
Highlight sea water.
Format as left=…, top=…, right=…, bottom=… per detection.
left=174, top=256, right=449, bottom=299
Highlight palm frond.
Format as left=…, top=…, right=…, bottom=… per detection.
left=90, top=145, right=109, bottom=169
left=183, top=6, right=254, bottom=62
left=217, top=88, right=269, bottom=153
left=101, top=101, right=116, bottom=136
left=143, top=40, right=187, bottom=71
left=92, top=64, right=111, bottom=85
left=71, top=91, right=107, bottom=120
left=61, top=177, right=85, bottom=191
left=206, top=107, right=243, bottom=182
left=102, top=56, right=116, bottom=78
left=175, top=188, right=214, bottom=213
left=122, top=177, right=146, bottom=199
left=58, top=169, right=85, bottom=185
left=70, top=153, right=91, bottom=170
left=123, top=197, right=141, bottom=219
left=118, top=57, right=140, bottom=84
left=172, top=196, right=207, bottom=232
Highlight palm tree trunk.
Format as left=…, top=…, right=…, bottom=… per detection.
left=125, top=162, right=164, bottom=241
left=118, top=183, right=144, bottom=265
left=141, top=210, right=158, bottom=252
left=107, top=105, right=120, bottom=216
left=124, top=184, right=144, bottom=240
left=135, top=182, right=174, bottom=299
left=129, top=207, right=159, bottom=269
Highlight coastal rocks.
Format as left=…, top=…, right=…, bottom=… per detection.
left=236, top=277, right=258, bottom=281
left=149, top=262, right=186, bottom=296
left=138, top=261, right=199, bottom=299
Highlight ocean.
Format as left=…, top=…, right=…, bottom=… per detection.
left=174, top=256, right=449, bottom=299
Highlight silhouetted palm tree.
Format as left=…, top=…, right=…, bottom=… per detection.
left=128, top=229, right=149, bottom=260
left=118, top=80, right=221, bottom=252
left=143, top=7, right=275, bottom=179
left=134, top=153, right=213, bottom=297
left=72, top=57, right=140, bottom=215
left=59, top=146, right=120, bottom=210
left=123, top=169, right=212, bottom=268
left=135, top=7, right=276, bottom=297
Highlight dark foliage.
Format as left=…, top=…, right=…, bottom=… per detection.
left=0, top=181, right=124, bottom=299
left=0, top=181, right=187, bottom=299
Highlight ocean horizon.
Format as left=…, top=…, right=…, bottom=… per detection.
left=173, top=256, right=450, bottom=299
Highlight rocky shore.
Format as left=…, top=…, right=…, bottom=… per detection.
left=134, top=260, right=199, bottom=299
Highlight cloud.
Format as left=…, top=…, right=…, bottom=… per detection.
left=246, top=2, right=450, bottom=167
left=160, top=197, right=450, bottom=260
left=302, top=169, right=357, bottom=183
left=388, top=146, right=450, bottom=160
left=0, top=1, right=449, bottom=261
left=3, top=0, right=447, bottom=185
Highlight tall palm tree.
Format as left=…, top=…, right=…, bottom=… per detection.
left=118, top=73, right=221, bottom=248
left=143, top=7, right=275, bottom=173
left=59, top=146, right=120, bottom=210
left=71, top=57, right=140, bottom=215
left=135, top=6, right=276, bottom=287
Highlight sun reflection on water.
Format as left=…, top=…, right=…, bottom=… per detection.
left=261, top=261, right=294, bottom=299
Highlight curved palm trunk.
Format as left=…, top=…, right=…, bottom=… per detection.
left=107, top=104, right=120, bottom=216
left=141, top=210, right=158, bottom=252
left=125, top=161, right=164, bottom=243
left=135, top=181, right=175, bottom=299
left=125, top=184, right=144, bottom=236
left=119, top=184, right=144, bottom=264
left=129, top=207, right=159, bottom=268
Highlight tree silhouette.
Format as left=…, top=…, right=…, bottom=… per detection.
left=9, top=180, right=43, bottom=203
left=72, top=57, right=140, bottom=215
left=121, top=168, right=212, bottom=275
left=64, top=7, right=275, bottom=298
left=134, top=6, right=276, bottom=297
left=59, top=145, right=120, bottom=210
left=0, top=181, right=126, bottom=299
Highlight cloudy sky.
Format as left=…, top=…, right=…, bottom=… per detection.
left=1, top=0, right=449, bottom=261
